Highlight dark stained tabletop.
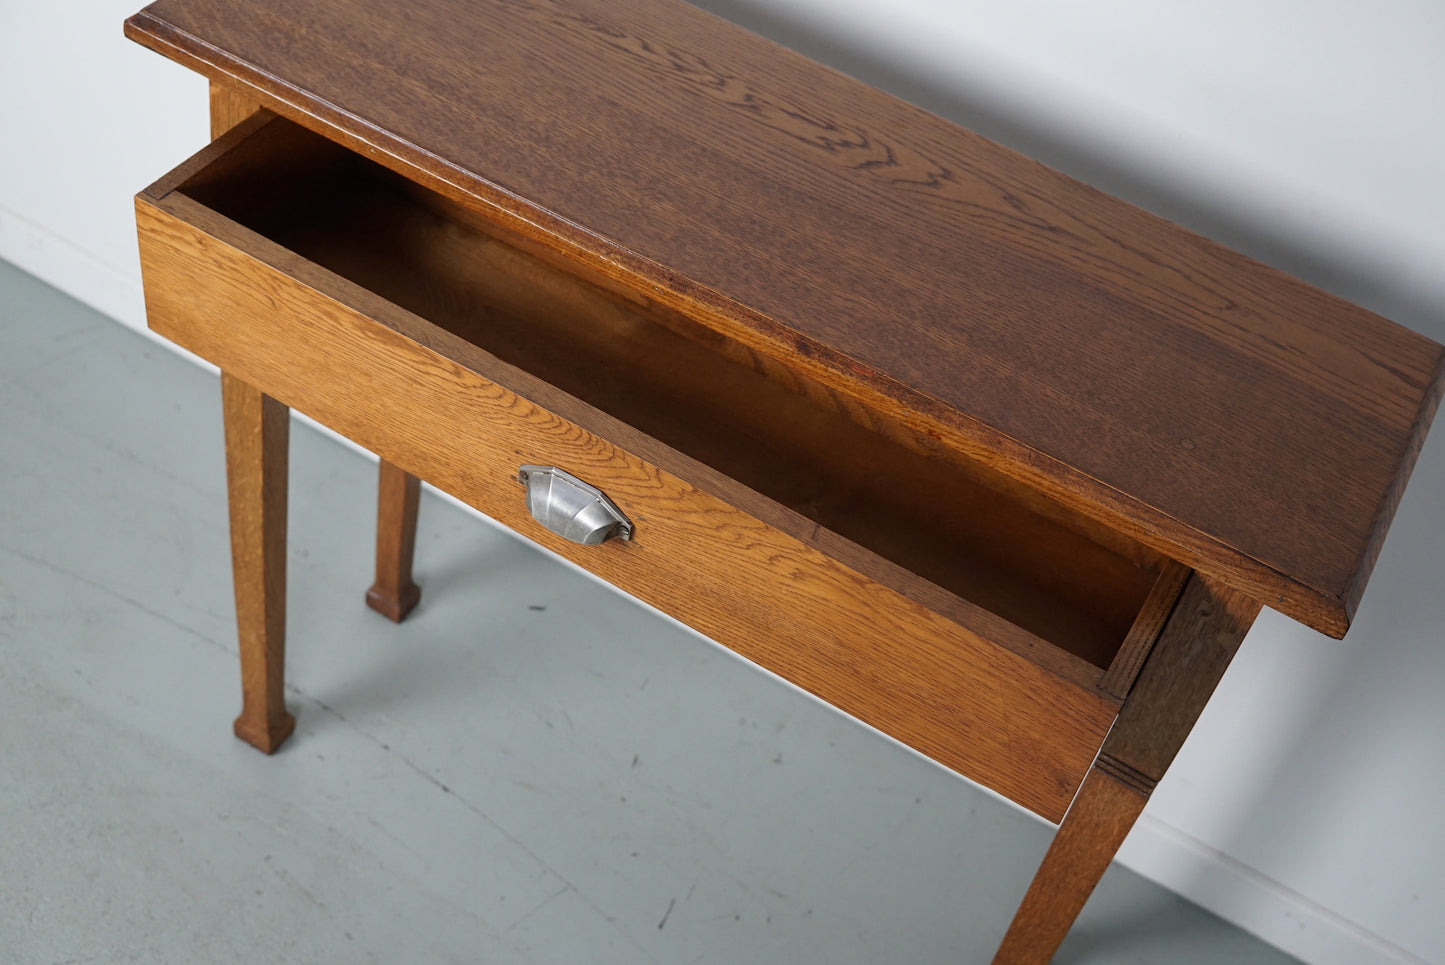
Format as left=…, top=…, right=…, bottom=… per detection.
left=126, top=0, right=1445, bottom=637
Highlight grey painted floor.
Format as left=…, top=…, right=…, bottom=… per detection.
left=0, top=258, right=1298, bottom=963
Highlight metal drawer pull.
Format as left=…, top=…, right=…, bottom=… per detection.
left=517, top=465, right=634, bottom=544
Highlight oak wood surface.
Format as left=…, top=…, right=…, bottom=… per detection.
left=993, top=571, right=1258, bottom=962
left=208, top=81, right=258, bottom=138
left=134, top=187, right=1120, bottom=821
left=1099, top=572, right=1262, bottom=787
left=220, top=372, right=294, bottom=753
left=138, top=116, right=1129, bottom=696
left=128, top=6, right=1441, bottom=959
left=172, top=115, right=1158, bottom=673
left=990, top=770, right=1149, bottom=965
left=1098, top=558, right=1192, bottom=699
left=125, top=0, right=1445, bottom=637
left=394, top=173, right=1167, bottom=575
left=366, top=459, right=422, bottom=622
left=211, top=86, right=295, bottom=752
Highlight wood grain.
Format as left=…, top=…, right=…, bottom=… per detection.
left=169, top=116, right=1157, bottom=677
left=1100, top=572, right=1262, bottom=785
left=135, top=189, right=1120, bottom=821
left=992, top=571, right=1258, bottom=962
left=213, top=85, right=292, bottom=752
left=366, top=459, right=422, bottom=622
left=127, top=5, right=1443, bottom=958
left=125, top=0, right=1445, bottom=637
left=398, top=169, right=1168, bottom=572
left=990, top=770, right=1148, bottom=965
left=220, top=372, right=294, bottom=753
left=208, top=81, right=258, bottom=138
left=1098, top=558, right=1192, bottom=699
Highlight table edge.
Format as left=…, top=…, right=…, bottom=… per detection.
left=123, top=9, right=1445, bottom=638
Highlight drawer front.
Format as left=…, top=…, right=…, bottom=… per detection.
left=137, top=192, right=1115, bottom=823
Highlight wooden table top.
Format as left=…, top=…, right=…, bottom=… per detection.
left=126, top=0, right=1444, bottom=637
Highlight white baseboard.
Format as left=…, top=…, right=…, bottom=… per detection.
left=0, top=205, right=227, bottom=375
left=4, top=213, right=1433, bottom=965
left=1119, top=815, right=1431, bottom=965
left=0, top=205, right=150, bottom=335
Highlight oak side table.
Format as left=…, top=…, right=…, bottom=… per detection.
left=126, top=1, right=1444, bottom=960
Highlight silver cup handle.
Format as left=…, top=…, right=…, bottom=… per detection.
left=517, top=465, right=634, bottom=545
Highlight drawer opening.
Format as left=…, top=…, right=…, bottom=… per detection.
left=174, top=117, right=1165, bottom=677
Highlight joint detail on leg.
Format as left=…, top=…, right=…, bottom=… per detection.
left=1093, top=753, right=1157, bottom=798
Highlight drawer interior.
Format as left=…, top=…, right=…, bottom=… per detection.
left=175, top=117, right=1165, bottom=676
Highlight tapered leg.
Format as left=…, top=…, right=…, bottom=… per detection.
left=992, top=573, right=1260, bottom=964
left=992, top=769, right=1147, bottom=962
left=365, top=459, right=422, bottom=622
left=221, top=372, right=295, bottom=753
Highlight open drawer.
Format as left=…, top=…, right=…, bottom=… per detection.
left=136, top=113, right=1187, bottom=822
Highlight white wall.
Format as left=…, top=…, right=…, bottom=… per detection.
left=0, top=0, right=207, bottom=332
left=4, top=1, right=1443, bottom=962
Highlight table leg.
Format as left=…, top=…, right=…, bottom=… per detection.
left=222, top=372, right=295, bottom=753
left=210, top=81, right=259, bottom=138
left=366, top=459, right=422, bottom=621
left=992, top=767, right=1146, bottom=963
left=992, top=572, right=1260, bottom=964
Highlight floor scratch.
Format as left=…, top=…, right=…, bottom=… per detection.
left=0, top=542, right=222, bottom=652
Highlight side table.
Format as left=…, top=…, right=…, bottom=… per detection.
left=126, top=1, right=1445, bottom=960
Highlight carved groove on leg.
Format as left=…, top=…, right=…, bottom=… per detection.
left=1092, top=754, right=1157, bottom=798
left=990, top=572, right=1261, bottom=963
